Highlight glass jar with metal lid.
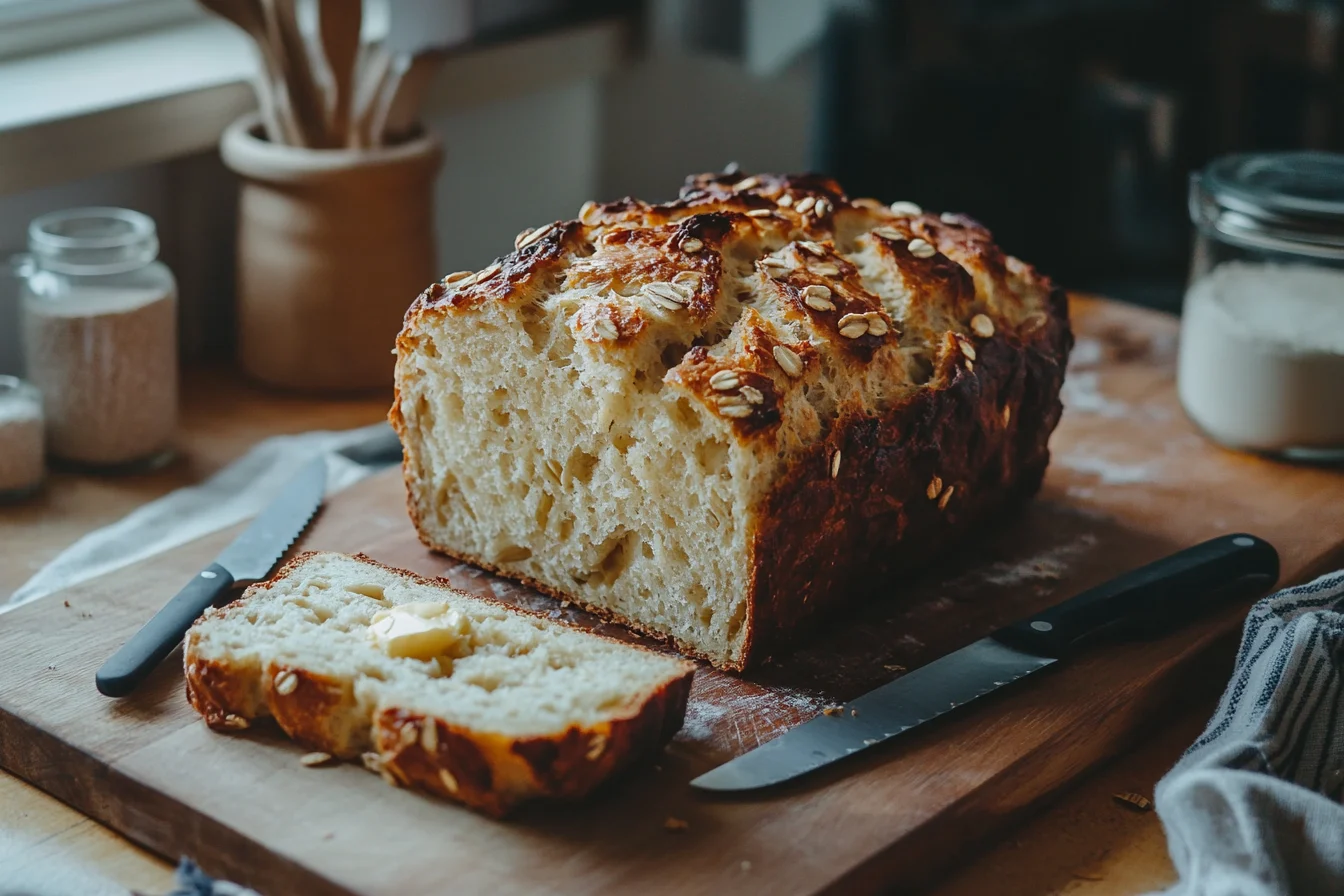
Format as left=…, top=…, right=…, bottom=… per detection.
left=1179, top=151, right=1344, bottom=462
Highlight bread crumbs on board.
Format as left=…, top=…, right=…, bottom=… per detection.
left=1112, top=792, right=1153, bottom=812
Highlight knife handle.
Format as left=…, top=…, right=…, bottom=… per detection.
left=994, top=534, right=1279, bottom=659
left=95, top=563, right=236, bottom=697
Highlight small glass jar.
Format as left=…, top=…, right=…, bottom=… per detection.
left=13, top=207, right=178, bottom=470
left=0, top=376, right=44, bottom=501
left=1179, top=152, right=1344, bottom=462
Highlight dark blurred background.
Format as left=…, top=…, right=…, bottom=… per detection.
left=806, top=0, right=1344, bottom=310
left=673, top=0, right=1344, bottom=312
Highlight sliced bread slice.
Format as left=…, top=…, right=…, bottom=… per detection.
left=184, top=551, right=695, bottom=816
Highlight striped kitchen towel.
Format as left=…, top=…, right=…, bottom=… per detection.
left=1153, top=569, right=1344, bottom=896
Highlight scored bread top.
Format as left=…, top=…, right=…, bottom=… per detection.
left=402, top=170, right=1060, bottom=450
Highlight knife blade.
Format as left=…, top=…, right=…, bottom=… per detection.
left=95, top=456, right=328, bottom=697
left=691, top=533, right=1279, bottom=792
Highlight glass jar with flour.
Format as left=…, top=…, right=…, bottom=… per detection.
left=14, top=208, right=178, bottom=469
left=1181, top=152, right=1344, bottom=462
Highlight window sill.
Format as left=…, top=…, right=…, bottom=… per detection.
left=0, top=16, right=630, bottom=198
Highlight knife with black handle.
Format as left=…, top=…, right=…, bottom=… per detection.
left=95, top=456, right=327, bottom=698
left=993, top=533, right=1280, bottom=656
left=691, top=533, right=1280, bottom=792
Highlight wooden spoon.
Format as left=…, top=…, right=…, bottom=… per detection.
left=198, top=0, right=296, bottom=144
left=317, top=0, right=363, bottom=147
left=261, top=0, right=327, bottom=146
left=350, top=41, right=392, bottom=149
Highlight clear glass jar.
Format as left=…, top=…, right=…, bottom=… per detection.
left=1179, top=152, right=1344, bottom=462
left=0, top=375, right=44, bottom=500
left=14, top=208, right=178, bottom=470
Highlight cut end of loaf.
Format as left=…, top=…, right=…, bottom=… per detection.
left=392, top=172, right=1071, bottom=669
left=184, top=551, right=695, bottom=816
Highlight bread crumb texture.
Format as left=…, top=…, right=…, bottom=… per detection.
left=185, top=552, right=694, bottom=816
left=392, top=172, right=1071, bottom=670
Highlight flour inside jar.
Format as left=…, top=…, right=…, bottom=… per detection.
left=21, top=284, right=178, bottom=467
left=1177, top=262, right=1344, bottom=456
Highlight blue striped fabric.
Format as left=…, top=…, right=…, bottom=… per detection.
left=1153, top=571, right=1344, bottom=896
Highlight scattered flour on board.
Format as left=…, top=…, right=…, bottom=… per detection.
left=447, top=562, right=486, bottom=580
left=1071, top=330, right=1178, bottom=368
left=1064, top=338, right=1124, bottom=416
left=678, top=686, right=826, bottom=744
left=1061, top=371, right=1132, bottom=418
left=1061, top=336, right=1172, bottom=421
left=680, top=701, right=730, bottom=742
left=951, top=533, right=1100, bottom=589
left=1070, top=337, right=1105, bottom=369
left=488, top=577, right=525, bottom=600
left=1056, top=453, right=1162, bottom=485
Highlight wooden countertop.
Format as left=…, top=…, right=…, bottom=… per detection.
left=0, top=341, right=1196, bottom=896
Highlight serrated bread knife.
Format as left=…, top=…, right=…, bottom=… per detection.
left=95, top=456, right=328, bottom=697
left=691, top=534, right=1279, bottom=792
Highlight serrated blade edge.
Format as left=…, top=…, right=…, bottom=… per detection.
left=689, top=637, right=1056, bottom=792
left=215, top=456, right=327, bottom=582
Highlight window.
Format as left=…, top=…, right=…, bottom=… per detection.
left=0, top=0, right=202, bottom=61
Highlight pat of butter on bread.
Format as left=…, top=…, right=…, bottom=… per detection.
left=367, top=603, right=467, bottom=660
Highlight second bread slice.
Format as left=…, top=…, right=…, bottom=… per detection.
left=185, top=551, right=695, bottom=816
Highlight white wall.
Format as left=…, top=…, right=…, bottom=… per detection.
left=596, top=0, right=819, bottom=203
left=597, top=50, right=816, bottom=203
left=429, top=77, right=602, bottom=272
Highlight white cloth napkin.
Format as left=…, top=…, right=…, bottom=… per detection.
left=1151, top=570, right=1344, bottom=896
left=2, top=423, right=400, bottom=612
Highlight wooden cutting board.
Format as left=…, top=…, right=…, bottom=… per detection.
left=3, top=298, right=1344, bottom=896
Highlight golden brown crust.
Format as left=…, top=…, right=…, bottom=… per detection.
left=740, top=289, right=1071, bottom=666
left=377, top=667, right=693, bottom=817
left=182, top=552, right=696, bottom=816
left=266, top=664, right=363, bottom=754
left=672, top=327, right=786, bottom=434
left=185, top=656, right=250, bottom=729
left=415, top=220, right=585, bottom=314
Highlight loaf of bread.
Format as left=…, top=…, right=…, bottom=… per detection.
left=392, top=172, right=1072, bottom=670
left=184, top=551, right=694, bottom=816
